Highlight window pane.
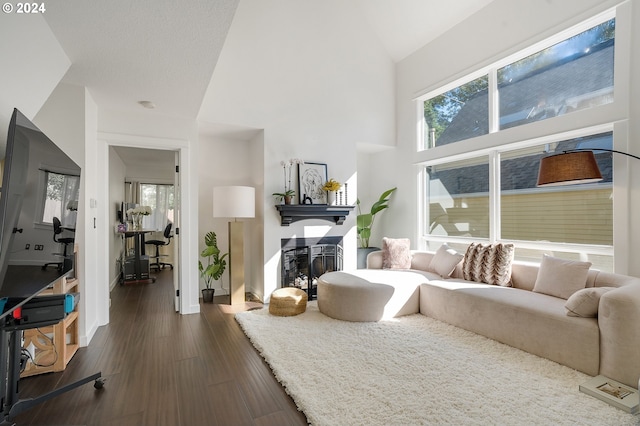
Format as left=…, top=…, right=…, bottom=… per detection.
left=423, top=75, right=489, bottom=149
left=498, top=19, right=615, bottom=130
left=43, top=171, right=80, bottom=227
left=140, top=183, right=175, bottom=231
left=500, top=132, right=613, bottom=245
left=426, top=157, right=489, bottom=238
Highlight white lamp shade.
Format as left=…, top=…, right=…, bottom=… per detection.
left=213, top=186, right=255, bottom=218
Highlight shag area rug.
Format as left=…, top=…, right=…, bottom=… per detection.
left=236, top=303, right=639, bottom=426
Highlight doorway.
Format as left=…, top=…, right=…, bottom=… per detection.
left=110, top=146, right=179, bottom=308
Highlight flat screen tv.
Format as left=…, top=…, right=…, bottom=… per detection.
left=0, top=109, right=80, bottom=319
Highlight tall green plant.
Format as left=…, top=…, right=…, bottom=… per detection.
left=198, top=231, right=228, bottom=290
left=356, top=187, right=397, bottom=248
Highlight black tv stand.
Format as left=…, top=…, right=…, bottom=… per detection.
left=0, top=297, right=103, bottom=425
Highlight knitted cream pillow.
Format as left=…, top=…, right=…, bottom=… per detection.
left=462, top=242, right=515, bottom=286
left=382, top=237, right=412, bottom=269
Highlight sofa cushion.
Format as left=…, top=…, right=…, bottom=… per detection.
left=462, top=242, right=514, bottom=286
left=532, top=255, right=591, bottom=299
left=419, top=279, right=600, bottom=376
left=428, top=244, right=464, bottom=278
left=382, top=237, right=412, bottom=269
left=565, top=287, right=614, bottom=317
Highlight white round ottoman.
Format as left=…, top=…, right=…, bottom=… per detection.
left=317, top=271, right=394, bottom=322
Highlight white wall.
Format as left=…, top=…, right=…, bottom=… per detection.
left=0, top=14, right=70, bottom=139
left=383, top=0, right=640, bottom=275
left=34, top=83, right=102, bottom=345
left=200, top=0, right=395, bottom=301
left=197, top=132, right=262, bottom=297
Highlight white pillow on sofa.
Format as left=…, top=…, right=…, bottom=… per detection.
left=533, top=255, right=591, bottom=299
left=428, top=244, right=463, bottom=278
left=565, top=287, right=614, bottom=317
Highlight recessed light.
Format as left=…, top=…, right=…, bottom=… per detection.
left=138, top=101, right=156, bottom=109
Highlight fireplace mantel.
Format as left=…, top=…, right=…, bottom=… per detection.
left=275, top=204, right=355, bottom=226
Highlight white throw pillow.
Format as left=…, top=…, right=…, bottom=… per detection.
left=532, top=255, right=591, bottom=299
left=565, top=287, right=614, bottom=317
left=382, top=237, right=412, bottom=269
left=429, top=244, right=464, bottom=278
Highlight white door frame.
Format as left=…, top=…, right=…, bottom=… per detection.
left=96, top=132, right=200, bottom=324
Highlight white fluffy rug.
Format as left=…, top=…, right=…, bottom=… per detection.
left=236, top=303, right=640, bottom=426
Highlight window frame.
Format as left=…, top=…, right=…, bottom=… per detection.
left=414, top=3, right=623, bottom=267
left=35, top=164, right=81, bottom=229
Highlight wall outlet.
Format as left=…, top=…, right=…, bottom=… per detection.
left=25, top=244, right=30, bottom=250
left=34, top=245, right=44, bottom=251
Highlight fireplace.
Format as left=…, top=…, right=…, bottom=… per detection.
left=281, top=237, right=343, bottom=299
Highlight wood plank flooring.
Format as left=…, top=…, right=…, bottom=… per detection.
left=13, top=270, right=308, bottom=425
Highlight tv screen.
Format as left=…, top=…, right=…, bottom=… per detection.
left=0, top=109, right=80, bottom=318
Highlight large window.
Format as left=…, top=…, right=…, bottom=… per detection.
left=500, top=133, right=613, bottom=245
left=419, top=12, right=617, bottom=271
left=139, top=183, right=175, bottom=231
left=421, top=18, right=615, bottom=149
left=427, top=157, right=489, bottom=239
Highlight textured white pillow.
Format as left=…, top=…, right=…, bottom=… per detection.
left=462, top=242, right=515, bottom=286
left=381, top=237, right=412, bottom=269
left=429, top=244, right=464, bottom=278
left=565, top=287, right=614, bottom=317
left=532, top=255, right=591, bottom=299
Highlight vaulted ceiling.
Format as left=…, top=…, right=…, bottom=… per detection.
left=42, top=0, right=493, bottom=122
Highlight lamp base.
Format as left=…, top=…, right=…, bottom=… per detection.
left=229, top=221, right=245, bottom=305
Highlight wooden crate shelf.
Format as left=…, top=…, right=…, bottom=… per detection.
left=21, top=246, right=80, bottom=378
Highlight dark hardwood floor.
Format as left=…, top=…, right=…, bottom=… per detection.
left=13, top=269, right=308, bottom=425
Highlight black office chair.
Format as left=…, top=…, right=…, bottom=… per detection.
left=42, top=217, right=75, bottom=272
left=145, top=222, right=173, bottom=270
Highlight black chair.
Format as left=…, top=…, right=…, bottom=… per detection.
left=145, top=222, right=173, bottom=270
left=42, top=217, right=75, bottom=272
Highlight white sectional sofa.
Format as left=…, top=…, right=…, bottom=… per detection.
left=319, top=249, right=640, bottom=388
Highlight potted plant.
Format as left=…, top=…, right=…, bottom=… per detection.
left=198, top=231, right=228, bottom=303
left=356, top=187, right=397, bottom=268
left=273, top=189, right=296, bottom=205
left=273, top=158, right=304, bottom=204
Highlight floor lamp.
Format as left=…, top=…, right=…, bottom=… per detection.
left=537, top=148, right=640, bottom=392
left=537, top=148, right=640, bottom=186
left=213, top=186, right=255, bottom=305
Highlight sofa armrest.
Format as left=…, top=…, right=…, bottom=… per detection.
left=598, top=283, right=640, bottom=387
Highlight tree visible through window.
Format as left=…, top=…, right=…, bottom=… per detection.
left=422, top=18, right=615, bottom=149
left=42, top=170, right=79, bottom=227
left=140, top=183, right=175, bottom=231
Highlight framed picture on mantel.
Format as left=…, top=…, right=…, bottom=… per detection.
left=298, top=162, right=327, bottom=205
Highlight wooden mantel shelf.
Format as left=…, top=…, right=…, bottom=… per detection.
left=275, top=204, right=355, bottom=226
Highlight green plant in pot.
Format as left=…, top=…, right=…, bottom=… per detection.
left=198, top=231, right=228, bottom=303
left=272, top=189, right=296, bottom=205
left=356, top=187, right=397, bottom=268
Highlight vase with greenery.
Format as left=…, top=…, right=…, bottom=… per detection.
left=356, top=187, right=397, bottom=268
left=198, top=231, right=228, bottom=303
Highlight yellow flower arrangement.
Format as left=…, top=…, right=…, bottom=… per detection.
left=322, top=178, right=341, bottom=192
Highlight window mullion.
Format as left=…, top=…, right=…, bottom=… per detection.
left=488, top=68, right=499, bottom=134
left=489, top=151, right=500, bottom=243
